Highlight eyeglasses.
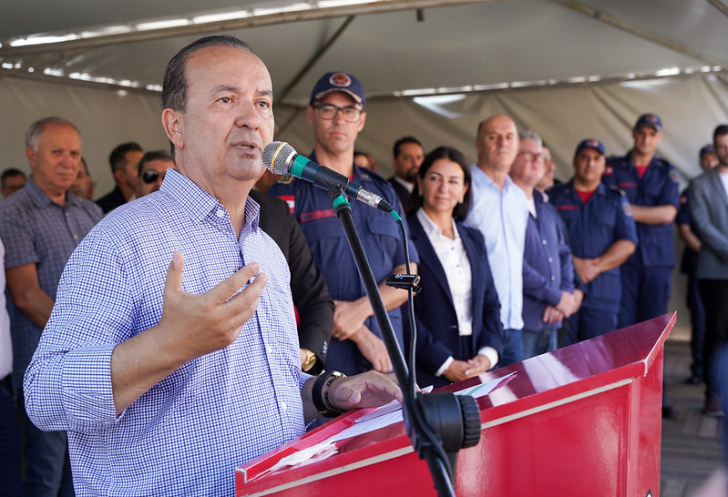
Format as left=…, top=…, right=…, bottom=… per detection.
left=313, top=104, right=363, bottom=123
left=517, top=151, right=546, bottom=162
left=142, top=170, right=166, bottom=184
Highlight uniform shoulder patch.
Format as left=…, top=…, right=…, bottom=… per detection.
left=622, top=199, right=633, bottom=217
left=669, top=169, right=681, bottom=183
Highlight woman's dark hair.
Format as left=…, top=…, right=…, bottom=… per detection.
left=405, top=146, right=472, bottom=221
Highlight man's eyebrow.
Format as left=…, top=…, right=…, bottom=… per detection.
left=211, top=85, right=240, bottom=93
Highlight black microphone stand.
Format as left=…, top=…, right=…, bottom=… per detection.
left=327, top=184, right=469, bottom=496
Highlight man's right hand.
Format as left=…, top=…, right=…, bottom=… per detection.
left=555, top=291, right=576, bottom=317
left=111, top=251, right=268, bottom=414
left=158, top=251, right=268, bottom=362
left=573, top=256, right=600, bottom=284
left=350, top=325, right=392, bottom=373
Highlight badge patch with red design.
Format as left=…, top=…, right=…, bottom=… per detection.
left=329, top=73, right=352, bottom=88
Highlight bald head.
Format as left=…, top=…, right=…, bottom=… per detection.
left=475, top=115, right=519, bottom=174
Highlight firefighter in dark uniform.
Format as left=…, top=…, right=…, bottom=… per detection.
left=268, top=72, right=417, bottom=377
left=550, top=139, right=637, bottom=344
left=602, top=113, right=680, bottom=328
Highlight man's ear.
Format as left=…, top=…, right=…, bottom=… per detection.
left=25, top=146, right=36, bottom=168
left=162, top=108, right=184, bottom=151
left=306, top=106, right=314, bottom=127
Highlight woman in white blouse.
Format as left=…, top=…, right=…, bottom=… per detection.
left=405, top=146, right=504, bottom=388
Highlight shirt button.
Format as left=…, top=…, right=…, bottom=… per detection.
left=548, top=257, right=553, bottom=262
left=216, top=209, right=224, bottom=218
left=266, top=346, right=272, bottom=355
left=73, top=235, right=78, bottom=240
left=551, top=275, right=556, bottom=281
left=542, top=239, right=547, bottom=245
left=280, top=402, right=288, bottom=411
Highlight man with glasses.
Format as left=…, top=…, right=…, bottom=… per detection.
left=136, top=150, right=174, bottom=198
left=269, top=71, right=417, bottom=376
left=510, top=131, right=576, bottom=359
left=550, top=139, right=637, bottom=344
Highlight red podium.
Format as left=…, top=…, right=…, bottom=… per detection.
left=236, top=313, right=674, bottom=496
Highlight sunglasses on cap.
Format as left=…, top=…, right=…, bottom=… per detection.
left=141, top=170, right=166, bottom=184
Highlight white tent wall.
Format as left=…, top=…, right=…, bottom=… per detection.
left=0, top=78, right=169, bottom=195
left=3, top=72, right=727, bottom=332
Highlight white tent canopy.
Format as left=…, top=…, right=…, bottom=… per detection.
left=2, top=0, right=727, bottom=181
left=2, top=0, right=727, bottom=329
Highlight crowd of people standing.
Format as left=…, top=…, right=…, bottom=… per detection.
left=0, top=34, right=726, bottom=495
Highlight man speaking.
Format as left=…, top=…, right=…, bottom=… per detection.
left=23, top=36, right=400, bottom=495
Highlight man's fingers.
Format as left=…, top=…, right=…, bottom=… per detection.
left=208, top=262, right=261, bottom=303
left=164, top=251, right=185, bottom=296
left=227, top=272, right=268, bottom=315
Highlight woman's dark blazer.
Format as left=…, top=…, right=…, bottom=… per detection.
left=407, top=213, right=504, bottom=389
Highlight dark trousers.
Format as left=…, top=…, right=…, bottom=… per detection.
left=498, top=328, right=523, bottom=368
left=618, top=264, right=672, bottom=328
left=566, top=307, right=618, bottom=345
left=19, top=389, right=75, bottom=497
left=698, top=279, right=728, bottom=398
left=686, top=273, right=706, bottom=377
left=0, top=376, right=22, bottom=496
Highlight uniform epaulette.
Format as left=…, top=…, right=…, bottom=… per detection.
left=608, top=185, right=628, bottom=196
left=358, top=167, right=389, bottom=184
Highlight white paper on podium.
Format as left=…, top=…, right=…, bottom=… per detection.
left=300, top=372, right=517, bottom=462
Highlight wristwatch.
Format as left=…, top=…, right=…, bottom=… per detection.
left=312, top=370, right=347, bottom=418
left=301, top=348, right=317, bottom=372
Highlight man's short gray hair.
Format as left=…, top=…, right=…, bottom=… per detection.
left=518, top=130, right=543, bottom=147
left=25, top=117, right=80, bottom=151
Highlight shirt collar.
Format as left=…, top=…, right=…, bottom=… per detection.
left=393, top=176, right=414, bottom=192
left=159, top=168, right=260, bottom=232
left=470, top=164, right=516, bottom=192
left=416, top=207, right=459, bottom=241
left=24, top=177, right=79, bottom=209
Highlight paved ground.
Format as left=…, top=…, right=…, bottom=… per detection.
left=661, top=339, right=725, bottom=496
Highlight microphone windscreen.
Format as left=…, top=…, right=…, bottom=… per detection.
left=262, top=141, right=296, bottom=175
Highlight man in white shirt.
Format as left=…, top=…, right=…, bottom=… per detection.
left=466, top=115, right=529, bottom=366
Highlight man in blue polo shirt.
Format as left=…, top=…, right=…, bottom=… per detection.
left=269, top=72, right=417, bottom=376
left=603, top=113, right=679, bottom=328
left=550, top=139, right=637, bottom=344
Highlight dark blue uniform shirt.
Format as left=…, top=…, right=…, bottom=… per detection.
left=550, top=181, right=637, bottom=313
left=268, top=153, right=418, bottom=375
left=522, top=190, right=575, bottom=331
left=603, top=154, right=679, bottom=267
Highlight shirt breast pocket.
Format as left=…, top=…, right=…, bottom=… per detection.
left=300, top=217, right=343, bottom=268
left=364, top=215, right=401, bottom=280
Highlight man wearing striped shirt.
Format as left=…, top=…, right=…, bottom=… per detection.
left=24, top=36, right=400, bottom=496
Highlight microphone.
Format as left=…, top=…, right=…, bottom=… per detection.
left=263, top=141, right=394, bottom=213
